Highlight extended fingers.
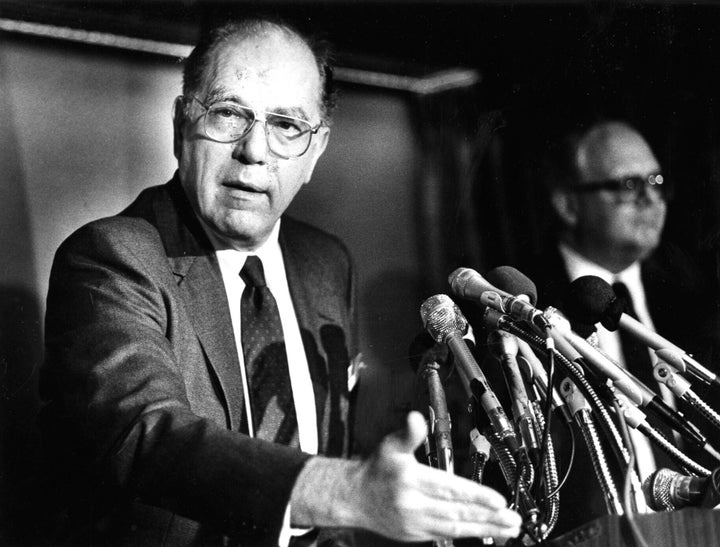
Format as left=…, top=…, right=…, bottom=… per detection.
left=381, top=468, right=522, bottom=541
left=411, top=464, right=510, bottom=510
left=418, top=493, right=522, bottom=537
left=380, top=490, right=522, bottom=542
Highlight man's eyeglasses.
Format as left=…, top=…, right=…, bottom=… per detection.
left=184, top=96, right=324, bottom=159
left=570, top=173, right=672, bottom=203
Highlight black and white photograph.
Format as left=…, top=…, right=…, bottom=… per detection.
left=2, top=1, right=720, bottom=545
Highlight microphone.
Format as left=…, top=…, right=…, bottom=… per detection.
left=566, top=275, right=720, bottom=390
left=408, top=331, right=450, bottom=375
left=407, top=333, right=454, bottom=472
left=643, top=467, right=720, bottom=511
left=448, top=267, right=548, bottom=331
left=423, top=362, right=454, bottom=473
left=481, top=306, right=573, bottom=423
left=543, top=307, right=710, bottom=453
left=420, top=294, right=519, bottom=454
left=487, top=330, right=540, bottom=460
left=485, top=266, right=539, bottom=305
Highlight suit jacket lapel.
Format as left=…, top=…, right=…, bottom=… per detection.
left=280, top=223, right=334, bottom=451
left=153, top=178, right=245, bottom=430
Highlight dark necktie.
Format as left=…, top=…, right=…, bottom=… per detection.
left=612, top=281, right=656, bottom=390
left=612, top=280, right=677, bottom=467
left=240, top=256, right=299, bottom=447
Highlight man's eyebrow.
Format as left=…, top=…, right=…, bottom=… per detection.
left=204, top=89, right=313, bottom=120
left=204, top=88, right=239, bottom=104
left=271, top=106, right=310, bottom=120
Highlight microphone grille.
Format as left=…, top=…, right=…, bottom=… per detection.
left=643, top=468, right=677, bottom=511
left=420, top=294, right=467, bottom=343
left=447, top=268, right=473, bottom=297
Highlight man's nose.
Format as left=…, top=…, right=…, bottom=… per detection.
left=232, top=121, right=268, bottom=164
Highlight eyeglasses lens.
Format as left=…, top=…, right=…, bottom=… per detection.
left=617, top=174, right=667, bottom=203
left=204, top=103, right=314, bottom=158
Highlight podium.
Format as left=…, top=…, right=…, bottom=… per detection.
left=549, top=508, right=720, bottom=546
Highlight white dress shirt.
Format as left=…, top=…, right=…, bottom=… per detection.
left=558, top=243, right=669, bottom=497
left=209, top=220, right=318, bottom=454
left=203, top=219, right=317, bottom=544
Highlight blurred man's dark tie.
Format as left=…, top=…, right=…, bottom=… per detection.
left=613, top=280, right=676, bottom=468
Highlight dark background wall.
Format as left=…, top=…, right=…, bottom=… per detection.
left=2, top=1, right=720, bottom=542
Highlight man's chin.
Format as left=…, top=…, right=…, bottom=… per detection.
left=200, top=216, right=269, bottom=251
left=631, top=237, right=661, bottom=262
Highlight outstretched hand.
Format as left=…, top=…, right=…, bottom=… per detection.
left=291, top=411, right=522, bottom=542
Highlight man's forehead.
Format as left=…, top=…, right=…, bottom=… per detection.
left=577, top=127, right=660, bottom=180
left=204, top=32, right=322, bottom=110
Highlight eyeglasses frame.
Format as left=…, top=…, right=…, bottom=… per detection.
left=181, top=95, right=325, bottom=159
left=567, top=173, right=671, bottom=202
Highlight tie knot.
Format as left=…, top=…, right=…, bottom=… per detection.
left=240, top=255, right=267, bottom=288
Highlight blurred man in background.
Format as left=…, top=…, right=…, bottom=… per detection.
left=520, top=119, right=718, bottom=534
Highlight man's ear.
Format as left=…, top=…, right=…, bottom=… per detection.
left=301, top=127, right=330, bottom=184
left=172, top=96, right=186, bottom=161
left=550, top=189, right=579, bottom=228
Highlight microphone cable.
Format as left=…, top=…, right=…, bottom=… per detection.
left=496, top=315, right=631, bottom=476
left=612, top=397, right=650, bottom=547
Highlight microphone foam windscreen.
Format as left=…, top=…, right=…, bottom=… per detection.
left=565, top=275, right=622, bottom=330
left=485, top=266, right=538, bottom=305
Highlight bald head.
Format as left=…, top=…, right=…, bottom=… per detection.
left=576, top=121, right=660, bottom=183
left=551, top=120, right=667, bottom=272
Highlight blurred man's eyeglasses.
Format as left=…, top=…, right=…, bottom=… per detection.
left=183, top=96, right=324, bottom=159
left=570, top=173, right=672, bottom=203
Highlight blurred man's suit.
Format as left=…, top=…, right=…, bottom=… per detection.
left=517, top=242, right=719, bottom=536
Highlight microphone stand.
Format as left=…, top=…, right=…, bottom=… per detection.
left=466, top=381, right=545, bottom=542
left=485, top=308, right=670, bottom=533
left=423, top=361, right=454, bottom=473
left=527, top=398, right=560, bottom=536
left=487, top=310, right=631, bottom=477
left=421, top=361, right=455, bottom=547
left=654, top=357, right=720, bottom=447
left=559, top=378, right=625, bottom=515
left=612, top=390, right=711, bottom=478
left=468, top=429, right=497, bottom=546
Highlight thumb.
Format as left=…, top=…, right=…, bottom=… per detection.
left=382, top=410, right=428, bottom=455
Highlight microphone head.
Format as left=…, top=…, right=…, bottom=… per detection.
left=420, top=294, right=468, bottom=343
left=643, top=468, right=679, bottom=511
left=565, top=275, right=624, bottom=331
left=486, top=330, right=519, bottom=361
left=485, top=266, right=538, bottom=305
left=447, top=267, right=483, bottom=299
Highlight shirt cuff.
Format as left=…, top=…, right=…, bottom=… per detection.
left=278, top=502, right=313, bottom=547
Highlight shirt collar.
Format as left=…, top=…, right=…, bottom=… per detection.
left=558, top=241, right=646, bottom=317
left=558, top=242, right=641, bottom=286
left=199, top=218, right=283, bottom=277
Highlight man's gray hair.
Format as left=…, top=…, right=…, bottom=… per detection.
left=182, top=17, right=337, bottom=123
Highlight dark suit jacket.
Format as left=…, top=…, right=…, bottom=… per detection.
left=514, top=244, right=720, bottom=537
left=39, top=175, right=358, bottom=546
left=519, top=244, right=716, bottom=358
